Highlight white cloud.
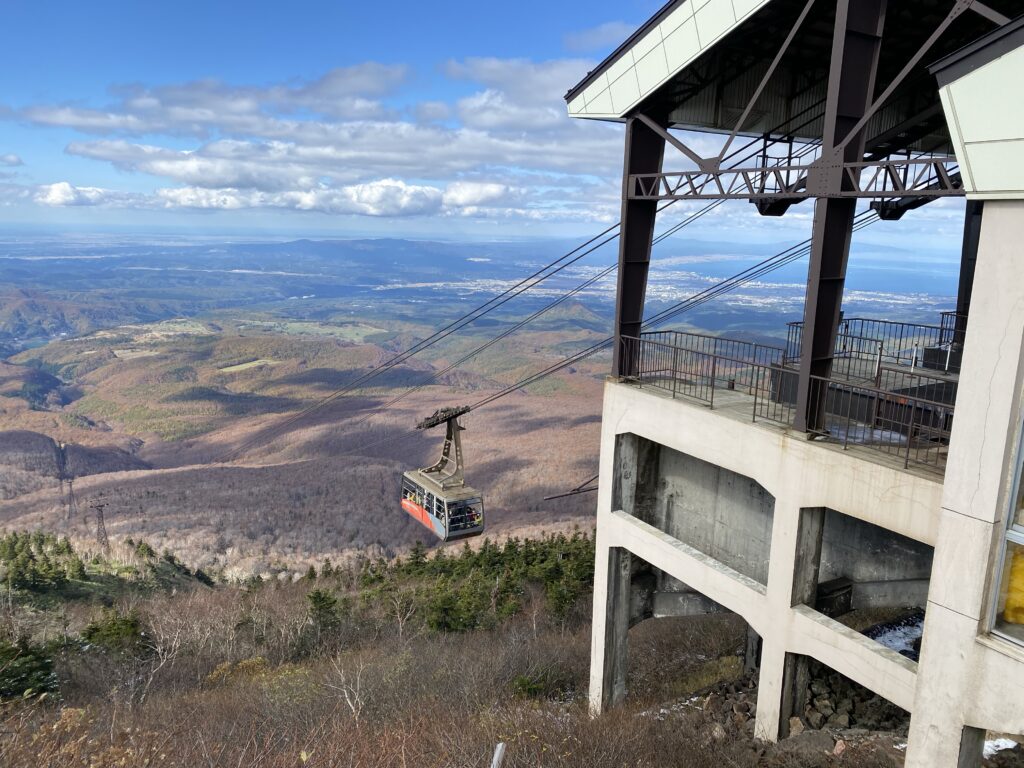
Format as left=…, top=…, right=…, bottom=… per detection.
left=564, top=21, right=636, bottom=53
left=12, top=57, right=632, bottom=224
left=156, top=179, right=443, bottom=217
left=34, top=181, right=112, bottom=207
left=0, top=153, right=23, bottom=167
left=443, top=181, right=511, bottom=207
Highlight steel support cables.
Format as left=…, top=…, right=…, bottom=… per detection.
left=220, top=109, right=827, bottom=461
left=468, top=211, right=880, bottom=411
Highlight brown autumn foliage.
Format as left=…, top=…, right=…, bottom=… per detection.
left=0, top=571, right=899, bottom=768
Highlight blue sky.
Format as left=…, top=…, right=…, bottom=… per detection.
left=0, top=0, right=965, bottom=254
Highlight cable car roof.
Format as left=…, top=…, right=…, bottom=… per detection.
left=403, top=469, right=482, bottom=502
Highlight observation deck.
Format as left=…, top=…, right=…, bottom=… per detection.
left=620, top=311, right=964, bottom=477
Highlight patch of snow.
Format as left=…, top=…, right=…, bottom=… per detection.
left=984, top=738, right=1018, bottom=758
left=864, top=611, right=925, bottom=660
left=872, top=622, right=923, bottom=656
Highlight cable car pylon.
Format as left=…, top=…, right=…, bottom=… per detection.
left=401, top=406, right=484, bottom=542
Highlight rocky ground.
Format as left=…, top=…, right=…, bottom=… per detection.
left=648, top=668, right=1023, bottom=767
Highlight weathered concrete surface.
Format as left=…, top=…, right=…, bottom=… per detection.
left=588, top=379, right=943, bottom=741
left=590, top=205, right=1024, bottom=768
left=908, top=200, right=1024, bottom=768
left=654, top=448, right=775, bottom=584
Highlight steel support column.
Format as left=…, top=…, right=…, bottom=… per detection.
left=794, top=0, right=887, bottom=433
left=614, top=116, right=666, bottom=377
left=954, top=200, right=983, bottom=348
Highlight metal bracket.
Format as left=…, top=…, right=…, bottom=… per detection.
left=418, top=407, right=471, bottom=489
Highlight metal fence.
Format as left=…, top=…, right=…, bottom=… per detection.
left=622, top=333, right=954, bottom=474
left=786, top=315, right=962, bottom=374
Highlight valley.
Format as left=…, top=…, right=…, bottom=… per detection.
left=0, top=235, right=956, bottom=577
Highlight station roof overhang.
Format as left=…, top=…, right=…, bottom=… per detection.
left=930, top=15, right=1024, bottom=198
left=564, top=0, right=1020, bottom=157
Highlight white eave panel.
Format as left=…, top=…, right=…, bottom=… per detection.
left=964, top=140, right=1024, bottom=198
left=609, top=71, right=642, bottom=114
left=946, top=45, right=1024, bottom=144
left=566, top=0, right=773, bottom=121
left=938, top=43, right=1024, bottom=199
left=694, top=0, right=737, bottom=47
left=664, top=17, right=702, bottom=71
left=635, top=47, right=671, bottom=95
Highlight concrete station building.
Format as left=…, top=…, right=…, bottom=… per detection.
left=564, top=2, right=1024, bottom=765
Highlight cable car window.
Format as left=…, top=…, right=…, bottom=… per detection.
left=448, top=498, right=483, bottom=533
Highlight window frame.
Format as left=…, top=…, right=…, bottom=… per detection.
left=990, top=416, right=1024, bottom=646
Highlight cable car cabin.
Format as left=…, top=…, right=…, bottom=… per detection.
left=401, top=470, right=484, bottom=541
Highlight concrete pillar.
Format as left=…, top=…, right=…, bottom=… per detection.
left=779, top=507, right=826, bottom=735
left=588, top=433, right=640, bottom=715
left=906, top=201, right=1024, bottom=767
left=589, top=543, right=632, bottom=713
left=755, top=636, right=787, bottom=741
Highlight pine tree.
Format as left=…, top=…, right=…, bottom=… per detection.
left=407, top=541, right=427, bottom=573
left=307, top=589, right=340, bottom=632
left=66, top=556, right=87, bottom=581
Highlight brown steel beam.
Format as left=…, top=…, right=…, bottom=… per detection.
left=628, top=158, right=962, bottom=201
left=794, top=0, right=887, bottom=434
left=614, top=116, right=666, bottom=378
left=955, top=201, right=983, bottom=348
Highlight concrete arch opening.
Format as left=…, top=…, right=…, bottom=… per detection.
left=615, top=434, right=775, bottom=586
left=790, top=506, right=933, bottom=648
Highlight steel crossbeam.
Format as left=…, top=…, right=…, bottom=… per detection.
left=629, top=158, right=963, bottom=202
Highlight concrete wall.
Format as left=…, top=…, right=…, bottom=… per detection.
left=589, top=379, right=944, bottom=736
left=654, top=446, right=775, bottom=585
left=907, top=200, right=1024, bottom=767
left=819, top=509, right=934, bottom=586
left=623, top=437, right=933, bottom=602
left=592, top=204, right=1024, bottom=766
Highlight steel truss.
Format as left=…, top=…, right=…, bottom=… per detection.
left=629, top=157, right=963, bottom=202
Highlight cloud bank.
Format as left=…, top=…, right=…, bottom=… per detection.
left=7, top=57, right=629, bottom=224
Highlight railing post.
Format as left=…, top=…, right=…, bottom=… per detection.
left=671, top=346, right=679, bottom=398
left=636, top=339, right=643, bottom=386
left=709, top=355, right=717, bottom=409
left=752, top=365, right=759, bottom=422
left=904, top=398, right=915, bottom=468
left=843, top=384, right=852, bottom=450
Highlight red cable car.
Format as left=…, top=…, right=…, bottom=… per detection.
left=401, top=406, right=484, bottom=542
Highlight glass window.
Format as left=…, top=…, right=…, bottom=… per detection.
left=1015, top=467, right=1024, bottom=529
left=995, top=539, right=1024, bottom=644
